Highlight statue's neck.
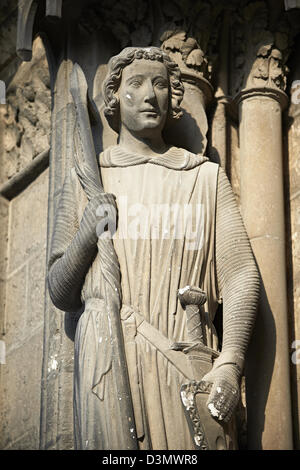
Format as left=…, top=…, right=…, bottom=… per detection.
left=118, top=126, right=169, bottom=157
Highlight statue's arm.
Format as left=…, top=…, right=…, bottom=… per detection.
left=203, top=166, right=260, bottom=422
left=47, top=168, right=105, bottom=312
left=215, top=167, right=260, bottom=366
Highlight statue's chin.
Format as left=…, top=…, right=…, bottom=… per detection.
left=123, top=114, right=166, bottom=135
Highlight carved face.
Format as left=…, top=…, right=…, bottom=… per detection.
left=118, top=59, right=169, bottom=136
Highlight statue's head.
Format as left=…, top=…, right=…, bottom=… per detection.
left=102, top=47, right=184, bottom=135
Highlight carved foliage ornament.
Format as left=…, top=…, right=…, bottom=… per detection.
left=231, top=0, right=291, bottom=95
left=160, top=30, right=209, bottom=81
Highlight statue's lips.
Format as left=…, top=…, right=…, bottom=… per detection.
left=140, top=109, right=159, bottom=116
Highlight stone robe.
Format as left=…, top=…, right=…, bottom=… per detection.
left=49, top=145, right=259, bottom=450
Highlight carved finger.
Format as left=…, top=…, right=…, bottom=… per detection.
left=206, top=379, right=239, bottom=423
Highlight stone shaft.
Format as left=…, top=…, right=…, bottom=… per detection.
left=239, top=95, right=293, bottom=450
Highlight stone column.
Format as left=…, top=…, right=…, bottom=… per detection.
left=236, top=87, right=293, bottom=450
left=209, top=10, right=230, bottom=170
left=163, top=72, right=212, bottom=155
left=229, top=0, right=296, bottom=448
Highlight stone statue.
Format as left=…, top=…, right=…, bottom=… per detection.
left=47, top=47, right=260, bottom=450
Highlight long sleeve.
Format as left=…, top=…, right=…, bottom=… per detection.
left=200, top=167, right=260, bottom=423
left=48, top=168, right=117, bottom=312
left=47, top=168, right=98, bottom=311
left=215, top=167, right=260, bottom=369
left=48, top=169, right=115, bottom=311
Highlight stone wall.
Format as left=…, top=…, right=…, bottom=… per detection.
left=0, top=26, right=51, bottom=448
left=286, top=36, right=300, bottom=448
left=0, top=37, right=51, bottom=186
left=0, top=169, right=48, bottom=449
left=0, top=1, right=20, bottom=86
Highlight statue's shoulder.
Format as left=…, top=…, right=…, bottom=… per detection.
left=98, top=145, right=117, bottom=168
left=178, top=147, right=220, bottom=174
left=200, top=158, right=220, bottom=171
left=186, top=153, right=220, bottom=189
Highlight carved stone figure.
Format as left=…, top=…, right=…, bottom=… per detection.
left=47, top=47, right=260, bottom=450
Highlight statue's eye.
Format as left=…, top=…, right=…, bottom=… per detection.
left=154, top=79, right=167, bottom=89
left=129, top=79, right=142, bottom=88
left=153, top=77, right=168, bottom=88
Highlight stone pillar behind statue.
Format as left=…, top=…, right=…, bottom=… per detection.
left=237, top=90, right=293, bottom=450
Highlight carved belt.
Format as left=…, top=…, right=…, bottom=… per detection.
left=120, top=303, right=195, bottom=440
left=121, top=304, right=195, bottom=379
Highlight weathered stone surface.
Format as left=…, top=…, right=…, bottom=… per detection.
left=3, top=265, right=27, bottom=347
left=288, top=109, right=300, bottom=199
left=0, top=196, right=10, bottom=339
left=27, top=250, right=47, bottom=330
left=290, top=195, right=300, bottom=312
left=0, top=37, right=51, bottom=186
left=54, top=346, right=76, bottom=450
left=238, top=88, right=293, bottom=449
left=0, top=1, right=17, bottom=21
left=7, top=168, right=48, bottom=274
left=287, top=95, right=300, bottom=447
left=0, top=196, right=9, bottom=278
left=0, top=2, right=20, bottom=86
left=0, top=330, right=43, bottom=449
left=0, top=5, right=18, bottom=70
left=4, top=427, right=39, bottom=450
left=0, top=60, right=22, bottom=87
left=228, top=120, right=240, bottom=208
left=0, top=161, right=48, bottom=449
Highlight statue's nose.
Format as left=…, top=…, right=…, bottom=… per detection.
left=144, top=80, right=155, bottom=102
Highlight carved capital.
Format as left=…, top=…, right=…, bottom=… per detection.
left=234, top=86, right=288, bottom=111
left=231, top=1, right=291, bottom=99
left=160, top=30, right=214, bottom=104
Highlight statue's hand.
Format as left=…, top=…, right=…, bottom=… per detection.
left=201, top=363, right=241, bottom=423
left=81, top=193, right=117, bottom=244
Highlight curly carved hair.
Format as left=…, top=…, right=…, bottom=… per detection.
left=102, top=47, right=184, bottom=133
